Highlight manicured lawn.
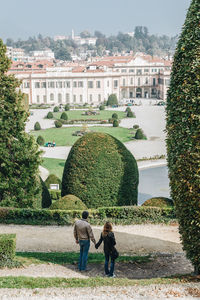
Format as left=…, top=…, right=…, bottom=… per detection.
left=42, top=158, right=65, bottom=179
left=52, top=110, right=126, bottom=121
left=16, top=252, right=151, bottom=266
left=0, top=275, right=198, bottom=289
left=32, top=126, right=135, bottom=146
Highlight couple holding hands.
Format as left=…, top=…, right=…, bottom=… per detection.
left=74, top=211, right=118, bottom=277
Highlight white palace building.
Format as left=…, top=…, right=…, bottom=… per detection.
left=8, top=53, right=172, bottom=105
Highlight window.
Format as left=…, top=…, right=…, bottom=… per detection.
left=88, top=81, right=93, bottom=88
left=37, top=95, right=40, bottom=103
left=89, top=95, right=93, bottom=102
left=107, top=81, right=110, bottom=87
left=130, top=78, right=133, bottom=85
left=98, top=94, right=101, bottom=102
left=43, top=95, right=47, bottom=103
left=78, top=81, right=83, bottom=88
left=153, top=78, right=156, bottom=86
left=65, top=81, right=70, bottom=88
left=138, top=78, right=141, bottom=86
left=73, top=81, right=77, bottom=88
left=48, top=81, right=55, bottom=88
left=66, top=93, right=70, bottom=102
left=24, top=82, right=30, bottom=88
left=80, top=95, right=83, bottom=102
left=121, top=69, right=127, bottom=73
left=152, top=68, right=158, bottom=73
left=41, top=82, right=46, bottom=88
left=96, top=81, right=101, bottom=88
left=165, top=79, right=170, bottom=86
left=57, top=81, right=62, bottom=88
left=145, top=77, right=148, bottom=84
left=73, top=95, right=76, bottom=102
left=50, top=93, right=54, bottom=101
left=58, top=93, right=62, bottom=103
left=129, top=69, right=135, bottom=73
left=35, top=82, right=40, bottom=88
left=123, top=79, right=126, bottom=86
left=114, top=80, right=118, bottom=88
left=136, top=69, right=142, bottom=75
left=151, top=88, right=157, bottom=95
left=144, top=69, right=149, bottom=73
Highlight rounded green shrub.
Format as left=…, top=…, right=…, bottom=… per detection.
left=53, top=106, right=59, bottom=112
left=60, top=112, right=68, bottom=120
left=127, top=111, right=135, bottom=118
left=61, top=132, right=139, bottom=208
left=47, top=112, right=53, bottom=119
left=142, top=197, right=174, bottom=208
left=99, top=105, right=105, bottom=111
left=34, top=122, right=41, bottom=131
left=54, top=120, right=62, bottom=128
left=106, top=94, right=118, bottom=106
left=36, top=135, right=44, bottom=146
left=45, top=174, right=61, bottom=189
left=125, top=107, right=131, bottom=112
left=113, top=119, right=119, bottom=127
left=133, top=124, right=139, bottom=129
left=64, top=104, right=70, bottom=111
left=49, top=194, right=87, bottom=210
left=135, top=128, right=147, bottom=140
left=40, top=177, right=52, bottom=208
left=112, top=113, right=118, bottom=119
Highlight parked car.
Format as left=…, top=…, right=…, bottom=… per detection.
left=44, top=142, right=56, bottom=147
left=156, top=101, right=166, bottom=106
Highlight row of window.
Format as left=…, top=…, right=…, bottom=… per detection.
left=122, top=77, right=157, bottom=86
left=120, top=68, right=163, bottom=74
left=36, top=93, right=102, bottom=103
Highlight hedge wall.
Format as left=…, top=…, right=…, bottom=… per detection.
left=62, top=132, right=139, bottom=208
left=0, top=206, right=176, bottom=226
left=0, top=234, right=16, bottom=261
left=166, top=0, right=200, bottom=274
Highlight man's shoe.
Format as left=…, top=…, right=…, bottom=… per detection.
left=109, top=274, right=116, bottom=278
left=81, top=268, right=90, bottom=272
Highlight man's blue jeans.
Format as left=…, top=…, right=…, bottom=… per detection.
left=78, top=240, right=90, bottom=271
left=105, top=253, right=115, bottom=276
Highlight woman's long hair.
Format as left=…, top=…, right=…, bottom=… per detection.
left=102, top=222, right=113, bottom=237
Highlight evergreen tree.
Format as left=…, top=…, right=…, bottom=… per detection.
left=0, top=39, right=42, bottom=208
left=166, top=0, right=200, bottom=274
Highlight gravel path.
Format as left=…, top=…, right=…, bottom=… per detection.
left=0, top=284, right=200, bottom=300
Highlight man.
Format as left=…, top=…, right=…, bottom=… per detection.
left=74, top=210, right=96, bottom=271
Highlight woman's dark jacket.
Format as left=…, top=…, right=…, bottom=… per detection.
left=95, top=232, right=116, bottom=255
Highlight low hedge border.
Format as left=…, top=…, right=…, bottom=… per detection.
left=0, top=206, right=176, bottom=226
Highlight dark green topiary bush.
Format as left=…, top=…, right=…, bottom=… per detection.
left=46, top=112, right=53, bottom=119
left=64, top=104, right=70, bottom=111
left=53, top=106, right=59, bottom=112
left=60, top=112, right=68, bottom=120
left=54, top=120, right=62, bottom=128
left=40, top=177, right=52, bottom=208
left=99, top=105, right=105, bottom=111
left=133, top=124, right=139, bottom=130
left=135, top=128, right=147, bottom=140
left=61, top=132, right=139, bottom=208
left=142, top=197, right=174, bottom=208
left=49, top=194, right=87, bottom=210
left=113, top=119, right=119, bottom=127
left=36, top=135, right=45, bottom=146
left=125, top=107, right=131, bottom=113
left=106, top=94, right=118, bottom=106
left=166, top=0, right=200, bottom=274
left=34, top=122, right=41, bottom=131
left=112, top=113, right=118, bottom=119
left=45, top=174, right=61, bottom=189
left=127, top=111, right=135, bottom=118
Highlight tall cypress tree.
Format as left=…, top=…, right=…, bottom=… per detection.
left=166, top=0, right=200, bottom=274
left=0, top=39, right=42, bottom=208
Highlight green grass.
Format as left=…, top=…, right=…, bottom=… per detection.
left=15, top=252, right=151, bottom=266
left=32, top=126, right=135, bottom=146
left=52, top=110, right=126, bottom=121
left=42, top=157, right=65, bottom=179
left=0, top=275, right=198, bottom=289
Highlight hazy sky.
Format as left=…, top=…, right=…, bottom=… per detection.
left=0, top=0, right=191, bottom=41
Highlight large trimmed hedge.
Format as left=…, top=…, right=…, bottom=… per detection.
left=0, top=206, right=176, bottom=226
left=166, top=0, right=200, bottom=274
left=0, top=234, right=16, bottom=261
left=61, top=132, right=139, bottom=207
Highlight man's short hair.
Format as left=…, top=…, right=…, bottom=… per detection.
left=82, top=211, right=89, bottom=219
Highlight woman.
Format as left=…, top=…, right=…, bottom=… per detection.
left=95, top=222, right=118, bottom=277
